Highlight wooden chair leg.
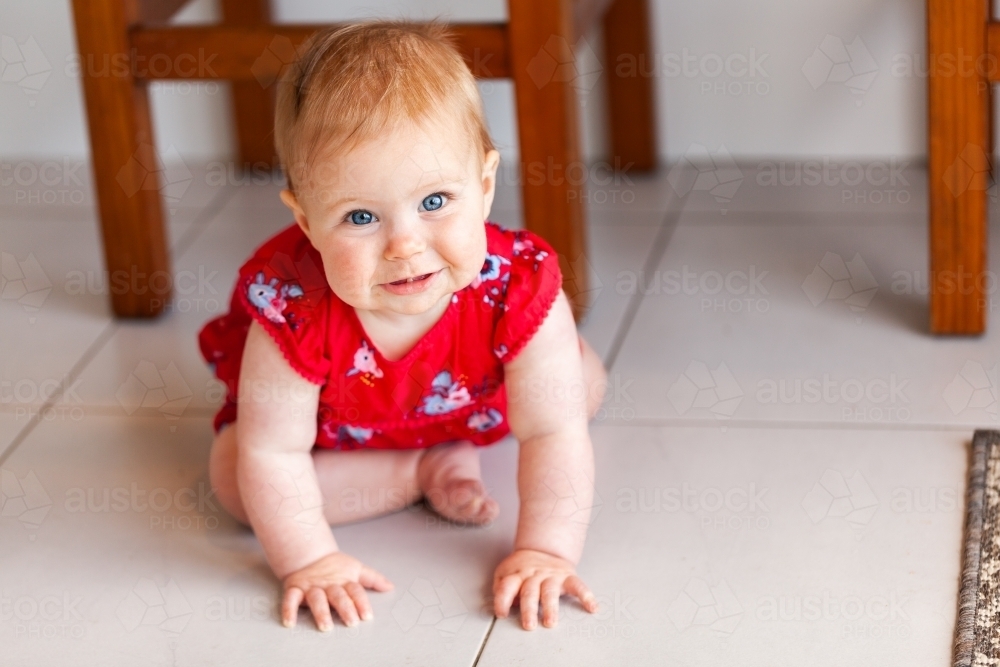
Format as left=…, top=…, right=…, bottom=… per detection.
left=221, top=0, right=279, bottom=169
left=508, top=0, right=591, bottom=320
left=603, top=0, right=657, bottom=171
left=927, top=0, right=990, bottom=334
left=71, top=0, right=170, bottom=317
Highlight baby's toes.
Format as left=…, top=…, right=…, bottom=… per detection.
left=439, top=480, right=497, bottom=525
left=475, top=496, right=500, bottom=524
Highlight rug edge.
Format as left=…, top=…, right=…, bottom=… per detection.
left=952, top=429, right=995, bottom=667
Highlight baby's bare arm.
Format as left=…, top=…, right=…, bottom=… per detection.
left=236, top=321, right=336, bottom=578
left=238, top=322, right=394, bottom=630
left=497, top=289, right=599, bottom=628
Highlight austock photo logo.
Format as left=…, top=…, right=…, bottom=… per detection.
left=802, top=34, right=878, bottom=105
left=616, top=264, right=770, bottom=315
left=249, top=468, right=326, bottom=532
left=391, top=578, right=468, bottom=639
left=801, top=469, right=879, bottom=528
left=667, top=577, right=744, bottom=636
left=526, top=35, right=602, bottom=92
left=1, top=251, right=52, bottom=323
left=801, top=252, right=878, bottom=323
left=116, top=576, right=192, bottom=663
left=942, top=143, right=995, bottom=200
left=116, top=143, right=193, bottom=211
left=616, top=482, right=771, bottom=532
left=0, top=468, right=52, bottom=538
left=525, top=468, right=603, bottom=527
left=667, top=361, right=744, bottom=424
left=755, top=373, right=912, bottom=423
left=944, top=360, right=999, bottom=419
left=666, top=144, right=744, bottom=213
left=626, top=46, right=769, bottom=97
left=116, top=360, right=194, bottom=426
left=0, top=35, right=51, bottom=105
left=2, top=157, right=89, bottom=205
left=251, top=36, right=300, bottom=87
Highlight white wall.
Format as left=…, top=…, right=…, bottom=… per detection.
left=0, top=0, right=941, bottom=165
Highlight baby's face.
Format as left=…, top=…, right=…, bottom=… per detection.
left=281, top=117, right=500, bottom=316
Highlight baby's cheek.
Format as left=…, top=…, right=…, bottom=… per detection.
left=324, top=251, right=372, bottom=300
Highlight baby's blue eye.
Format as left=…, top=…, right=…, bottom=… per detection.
left=421, top=193, right=445, bottom=212
left=349, top=210, right=374, bottom=225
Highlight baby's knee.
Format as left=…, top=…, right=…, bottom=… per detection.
left=208, top=424, right=250, bottom=525
left=580, top=338, right=607, bottom=420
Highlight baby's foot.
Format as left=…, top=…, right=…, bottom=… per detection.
left=417, top=441, right=499, bottom=526
left=425, top=478, right=499, bottom=525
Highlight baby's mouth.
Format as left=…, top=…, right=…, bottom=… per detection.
left=388, top=271, right=435, bottom=286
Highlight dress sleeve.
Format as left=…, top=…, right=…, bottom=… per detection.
left=234, top=224, right=332, bottom=384
left=491, top=226, right=563, bottom=364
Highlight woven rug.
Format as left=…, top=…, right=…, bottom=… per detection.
left=954, top=430, right=1000, bottom=666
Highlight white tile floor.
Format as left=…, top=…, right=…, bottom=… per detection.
left=0, top=159, right=987, bottom=665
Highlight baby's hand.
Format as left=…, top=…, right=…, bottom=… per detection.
left=492, top=548, right=599, bottom=630
left=282, top=551, right=393, bottom=631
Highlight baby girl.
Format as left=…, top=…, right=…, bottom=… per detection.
left=198, top=20, right=607, bottom=632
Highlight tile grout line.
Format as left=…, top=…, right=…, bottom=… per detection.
left=0, top=320, right=118, bottom=468
left=471, top=616, right=497, bottom=667
left=600, top=190, right=687, bottom=373
left=595, top=416, right=994, bottom=433
left=1, top=183, right=238, bottom=468
left=0, top=405, right=219, bottom=417
left=171, top=184, right=239, bottom=260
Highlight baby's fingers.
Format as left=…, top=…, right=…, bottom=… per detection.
left=564, top=575, right=599, bottom=613
left=344, top=581, right=373, bottom=621
left=540, top=577, right=563, bottom=628
left=306, top=587, right=334, bottom=632
left=326, top=585, right=360, bottom=627
left=358, top=565, right=394, bottom=592
left=519, top=574, right=545, bottom=630
left=282, top=586, right=304, bottom=628
left=493, top=574, right=523, bottom=618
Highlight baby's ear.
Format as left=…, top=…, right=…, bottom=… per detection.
left=280, top=189, right=312, bottom=240
left=480, top=149, right=501, bottom=220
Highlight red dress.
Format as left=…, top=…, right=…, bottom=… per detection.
left=197, top=220, right=563, bottom=450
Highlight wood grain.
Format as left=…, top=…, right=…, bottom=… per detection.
left=603, top=0, right=657, bottom=171
left=136, top=0, right=190, bottom=24
left=71, top=0, right=170, bottom=317
left=927, top=0, right=990, bottom=334
left=128, top=24, right=510, bottom=80
left=508, top=0, right=591, bottom=319
left=220, top=0, right=278, bottom=169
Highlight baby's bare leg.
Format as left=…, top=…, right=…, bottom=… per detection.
left=416, top=439, right=499, bottom=525
left=579, top=334, right=607, bottom=420
left=209, top=423, right=423, bottom=526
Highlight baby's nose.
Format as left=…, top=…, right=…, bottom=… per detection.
left=383, top=220, right=426, bottom=260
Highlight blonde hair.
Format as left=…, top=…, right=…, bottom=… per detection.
left=274, top=20, right=496, bottom=192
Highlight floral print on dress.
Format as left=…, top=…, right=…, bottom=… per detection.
left=321, top=421, right=376, bottom=448
left=247, top=272, right=304, bottom=324
left=513, top=233, right=549, bottom=272
left=470, top=253, right=512, bottom=309
left=417, top=370, right=473, bottom=415
left=339, top=424, right=374, bottom=445
left=470, top=253, right=511, bottom=289
left=467, top=408, right=503, bottom=432
left=346, top=340, right=383, bottom=387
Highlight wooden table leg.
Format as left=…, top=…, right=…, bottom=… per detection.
left=603, top=0, right=657, bottom=172
left=71, top=0, right=170, bottom=317
left=927, top=0, right=990, bottom=334
left=221, top=0, right=279, bottom=170
left=508, top=0, right=591, bottom=320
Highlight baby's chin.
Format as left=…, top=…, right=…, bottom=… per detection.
left=335, top=267, right=481, bottom=315
left=338, top=285, right=453, bottom=316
